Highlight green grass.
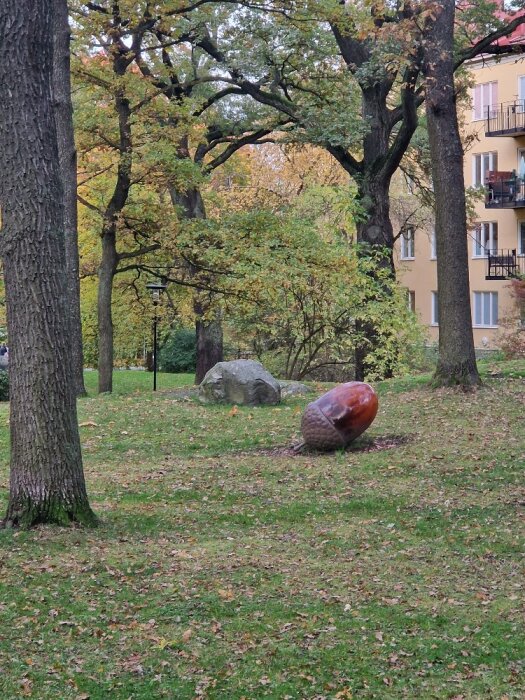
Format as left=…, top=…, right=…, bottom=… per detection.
left=0, top=361, right=524, bottom=698
left=82, top=369, right=194, bottom=396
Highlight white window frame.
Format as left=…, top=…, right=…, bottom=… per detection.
left=431, top=291, right=439, bottom=326
left=472, top=152, right=498, bottom=187
left=400, top=226, right=415, bottom=260
left=473, top=291, right=499, bottom=328
left=430, top=228, right=436, bottom=259
left=519, top=221, right=525, bottom=256
left=519, top=76, right=525, bottom=111
left=472, top=81, right=498, bottom=121
left=473, top=222, right=498, bottom=258
left=407, top=290, right=416, bottom=313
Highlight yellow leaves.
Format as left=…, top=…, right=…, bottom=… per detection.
left=157, top=627, right=192, bottom=649
left=334, top=689, right=353, bottom=699
left=181, top=628, right=193, bottom=643
left=217, top=587, right=235, bottom=601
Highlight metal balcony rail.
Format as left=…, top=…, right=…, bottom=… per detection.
left=486, top=249, right=524, bottom=280
left=485, top=172, right=525, bottom=208
left=485, top=100, right=525, bottom=135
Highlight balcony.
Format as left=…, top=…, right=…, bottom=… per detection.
left=486, top=249, right=525, bottom=280
left=485, top=100, right=525, bottom=137
left=485, top=171, right=525, bottom=209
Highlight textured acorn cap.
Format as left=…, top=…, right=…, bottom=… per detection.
left=301, top=402, right=346, bottom=450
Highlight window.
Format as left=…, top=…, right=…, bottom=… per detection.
left=519, top=76, right=525, bottom=111
left=519, top=221, right=525, bottom=255
left=408, top=290, right=416, bottom=313
left=430, top=229, right=436, bottom=259
left=472, top=152, right=498, bottom=186
left=431, top=291, right=439, bottom=325
left=400, top=227, right=415, bottom=259
left=473, top=81, right=498, bottom=121
left=473, top=222, right=498, bottom=257
left=473, top=291, right=498, bottom=327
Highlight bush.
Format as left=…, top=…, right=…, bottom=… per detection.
left=0, top=370, right=9, bottom=401
left=159, top=329, right=196, bottom=373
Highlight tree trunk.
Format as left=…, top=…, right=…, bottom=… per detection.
left=194, top=302, right=224, bottom=385
left=53, top=0, right=87, bottom=397
left=0, top=0, right=97, bottom=528
left=423, top=0, right=481, bottom=387
left=97, top=231, right=118, bottom=393
left=352, top=159, right=397, bottom=380
left=170, top=182, right=224, bottom=384
left=356, top=175, right=395, bottom=269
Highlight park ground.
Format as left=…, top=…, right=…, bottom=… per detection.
left=0, top=361, right=524, bottom=699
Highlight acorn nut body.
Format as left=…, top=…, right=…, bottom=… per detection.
left=301, top=381, right=378, bottom=450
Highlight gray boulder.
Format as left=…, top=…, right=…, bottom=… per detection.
left=199, top=360, right=281, bottom=406
left=279, top=380, right=312, bottom=398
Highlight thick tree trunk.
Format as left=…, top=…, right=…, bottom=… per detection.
left=356, top=176, right=395, bottom=268
left=194, top=303, right=224, bottom=385
left=170, top=183, right=224, bottom=384
left=97, top=232, right=118, bottom=393
left=0, top=0, right=97, bottom=528
left=423, top=1, right=480, bottom=387
left=53, top=0, right=86, bottom=397
left=354, top=170, right=396, bottom=381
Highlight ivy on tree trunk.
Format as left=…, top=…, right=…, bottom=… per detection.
left=170, top=182, right=224, bottom=385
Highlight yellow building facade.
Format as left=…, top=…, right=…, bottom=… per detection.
left=396, top=52, right=525, bottom=350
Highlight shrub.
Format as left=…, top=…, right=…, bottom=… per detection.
left=0, top=370, right=9, bottom=401
left=496, top=278, right=525, bottom=359
left=159, top=329, right=196, bottom=373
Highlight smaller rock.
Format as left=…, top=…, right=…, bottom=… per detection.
left=199, top=360, right=281, bottom=406
left=279, top=381, right=312, bottom=398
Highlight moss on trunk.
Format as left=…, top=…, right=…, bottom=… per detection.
left=432, top=359, right=482, bottom=388
left=2, top=496, right=98, bottom=529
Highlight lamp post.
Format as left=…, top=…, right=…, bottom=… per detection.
left=146, top=281, right=167, bottom=391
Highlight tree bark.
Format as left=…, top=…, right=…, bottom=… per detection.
left=97, top=231, right=118, bottom=393
left=423, top=0, right=481, bottom=387
left=96, top=55, right=133, bottom=393
left=0, top=0, right=97, bottom=528
left=52, top=0, right=87, bottom=397
left=170, top=181, right=224, bottom=385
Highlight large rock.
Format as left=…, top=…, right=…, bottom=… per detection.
left=199, top=360, right=281, bottom=406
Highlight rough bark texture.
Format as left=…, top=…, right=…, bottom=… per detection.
left=97, top=57, right=133, bottom=394
left=170, top=179, right=224, bottom=385
left=329, top=28, right=419, bottom=380
left=97, top=232, right=118, bottom=393
left=423, top=1, right=481, bottom=387
left=52, top=0, right=87, bottom=397
left=0, top=0, right=97, bottom=528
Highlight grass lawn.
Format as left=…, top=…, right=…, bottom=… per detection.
left=0, top=362, right=524, bottom=699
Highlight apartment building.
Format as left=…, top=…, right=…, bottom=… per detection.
left=396, top=27, right=525, bottom=350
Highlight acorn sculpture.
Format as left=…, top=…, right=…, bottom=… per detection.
left=300, top=381, right=378, bottom=450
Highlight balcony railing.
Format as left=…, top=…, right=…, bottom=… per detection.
left=485, top=100, right=525, bottom=136
left=486, top=249, right=525, bottom=280
left=485, top=171, right=525, bottom=209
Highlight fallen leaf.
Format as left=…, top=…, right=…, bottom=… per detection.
left=218, top=588, right=235, bottom=601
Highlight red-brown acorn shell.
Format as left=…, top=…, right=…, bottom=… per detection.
left=301, top=381, right=379, bottom=450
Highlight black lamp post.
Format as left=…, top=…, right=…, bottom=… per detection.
left=146, top=281, right=167, bottom=391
